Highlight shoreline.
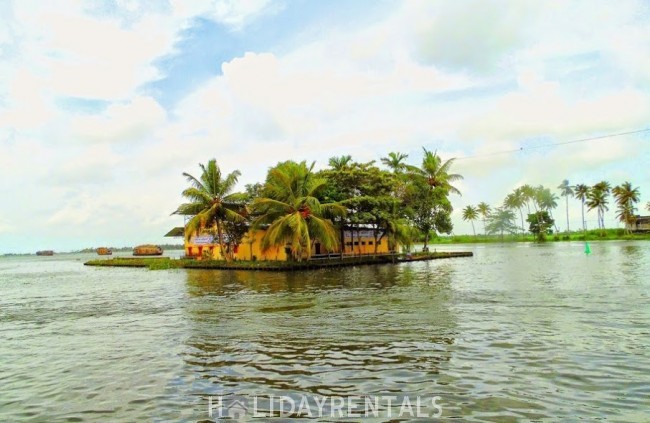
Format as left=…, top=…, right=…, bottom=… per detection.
left=84, top=251, right=473, bottom=271
left=427, top=229, right=650, bottom=245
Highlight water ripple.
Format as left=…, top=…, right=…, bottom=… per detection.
left=1, top=242, right=649, bottom=421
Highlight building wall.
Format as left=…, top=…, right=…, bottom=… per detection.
left=341, top=230, right=391, bottom=255
left=185, top=228, right=288, bottom=261
left=184, top=227, right=395, bottom=261
left=626, top=216, right=650, bottom=232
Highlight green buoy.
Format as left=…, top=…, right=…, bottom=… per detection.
left=584, top=242, right=591, bottom=255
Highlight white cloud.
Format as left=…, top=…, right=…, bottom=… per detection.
left=408, top=0, right=542, bottom=74
left=70, top=96, right=166, bottom=144
left=2, top=0, right=650, bottom=251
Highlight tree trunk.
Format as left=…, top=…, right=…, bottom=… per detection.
left=216, top=220, right=227, bottom=261
left=581, top=201, right=585, bottom=231
left=519, top=208, right=524, bottom=237
left=549, top=209, right=559, bottom=233
left=356, top=225, right=361, bottom=255
left=374, top=231, right=379, bottom=254
left=471, top=221, right=476, bottom=237
left=565, top=196, right=570, bottom=233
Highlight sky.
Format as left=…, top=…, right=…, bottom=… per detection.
left=1, top=0, right=649, bottom=254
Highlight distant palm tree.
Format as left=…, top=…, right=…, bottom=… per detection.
left=328, top=155, right=353, bottom=171
left=536, top=186, right=559, bottom=232
left=462, top=205, right=479, bottom=236
left=612, top=182, right=640, bottom=233
left=174, top=159, right=246, bottom=261
left=594, top=180, right=611, bottom=193
left=587, top=186, right=609, bottom=229
left=519, top=184, right=537, bottom=213
left=407, top=148, right=463, bottom=195
left=646, top=201, right=650, bottom=213
left=381, top=152, right=409, bottom=173
left=573, top=183, right=589, bottom=231
left=253, top=161, right=346, bottom=261
left=593, top=180, right=611, bottom=228
left=477, top=202, right=491, bottom=235
left=558, top=179, right=573, bottom=233
left=503, top=188, right=525, bottom=235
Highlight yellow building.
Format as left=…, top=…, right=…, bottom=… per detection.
left=166, top=226, right=394, bottom=261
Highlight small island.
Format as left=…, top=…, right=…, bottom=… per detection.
left=87, top=149, right=475, bottom=270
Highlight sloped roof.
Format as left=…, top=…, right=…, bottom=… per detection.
left=164, top=227, right=184, bottom=237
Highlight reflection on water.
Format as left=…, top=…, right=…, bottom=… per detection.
left=1, top=242, right=649, bottom=421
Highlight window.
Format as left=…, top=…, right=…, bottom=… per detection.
left=354, top=241, right=359, bottom=245
left=369, top=241, right=374, bottom=245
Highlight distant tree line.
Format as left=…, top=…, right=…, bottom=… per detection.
left=462, top=180, right=642, bottom=241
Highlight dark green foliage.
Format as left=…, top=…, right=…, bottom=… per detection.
left=527, top=211, right=555, bottom=241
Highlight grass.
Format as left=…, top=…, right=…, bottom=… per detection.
left=84, top=251, right=473, bottom=271
left=428, top=228, right=650, bottom=244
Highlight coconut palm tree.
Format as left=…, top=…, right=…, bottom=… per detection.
left=477, top=202, right=491, bottom=235
left=462, top=205, right=479, bottom=236
left=594, top=180, right=611, bottom=193
left=519, top=184, right=537, bottom=214
left=573, top=183, right=589, bottom=231
left=592, top=181, right=611, bottom=228
left=503, top=188, right=525, bottom=235
left=252, top=160, right=346, bottom=261
left=587, top=186, right=609, bottom=229
left=558, top=179, right=573, bottom=233
left=536, top=186, right=559, bottom=232
left=646, top=201, right=650, bottom=213
left=328, top=155, right=353, bottom=171
left=612, top=182, right=640, bottom=233
left=381, top=152, right=409, bottom=173
left=407, top=148, right=463, bottom=195
left=174, top=159, right=246, bottom=261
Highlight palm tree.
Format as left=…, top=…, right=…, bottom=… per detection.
left=573, top=183, right=589, bottom=231
left=381, top=152, right=409, bottom=173
left=536, top=186, right=559, bottom=232
left=173, top=159, right=246, bottom=261
left=612, top=182, right=640, bottom=233
left=519, top=184, right=537, bottom=214
left=462, top=205, right=479, bottom=236
left=594, top=180, right=611, bottom=193
left=646, top=201, right=650, bottom=213
left=477, top=202, right=491, bottom=235
left=587, top=186, right=609, bottom=229
left=407, top=148, right=463, bottom=195
left=558, top=179, right=573, bottom=233
left=252, top=161, right=346, bottom=261
left=592, top=180, right=611, bottom=228
left=503, top=188, right=525, bottom=235
left=328, top=155, right=353, bottom=171
left=383, top=202, right=418, bottom=252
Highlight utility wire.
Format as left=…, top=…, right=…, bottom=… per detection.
left=455, top=128, right=650, bottom=161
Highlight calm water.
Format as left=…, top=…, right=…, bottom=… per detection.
left=1, top=242, right=649, bottom=422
